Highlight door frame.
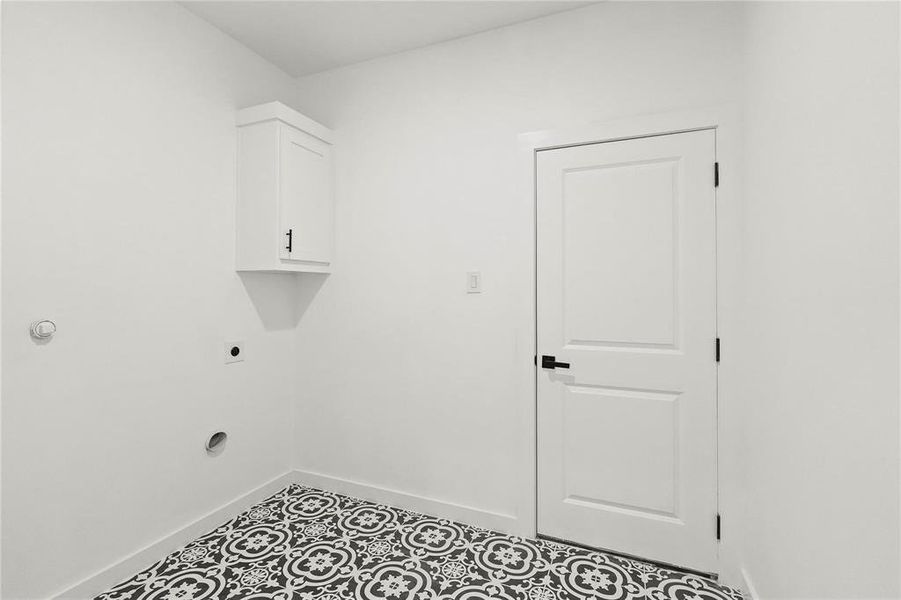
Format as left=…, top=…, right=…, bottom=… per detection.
left=516, top=106, right=739, bottom=576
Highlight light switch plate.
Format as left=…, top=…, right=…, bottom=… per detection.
left=225, top=341, right=244, bottom=364
left=466, top=271, right=481, bottom=294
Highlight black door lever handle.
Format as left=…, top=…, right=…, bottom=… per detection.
left=541, top=355, right=570, bottom=369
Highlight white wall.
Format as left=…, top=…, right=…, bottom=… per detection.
left=287, top=0, right=745, bottom=558
left=1, top=3, right=300, bottom=597
left=735, top=3, right=900, bottom=598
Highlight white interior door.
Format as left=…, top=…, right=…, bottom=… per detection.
left=536, top=129, right=718, bottom=572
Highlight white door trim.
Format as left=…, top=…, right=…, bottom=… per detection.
left=516, top=106, right=741, bottom=579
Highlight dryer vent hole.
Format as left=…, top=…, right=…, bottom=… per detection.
left=206, top=431, right=227, bottom=455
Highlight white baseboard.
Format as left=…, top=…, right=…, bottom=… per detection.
left=53, top=471, right=296, bottom=600
left=292, top=469, right=522, bottom=535
left=741, top=567, right=760, bottom=600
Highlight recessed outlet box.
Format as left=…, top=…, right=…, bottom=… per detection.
left=225, top=341, right=244, bottom=364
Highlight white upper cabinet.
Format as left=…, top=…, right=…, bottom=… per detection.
left=236, top=102, right=334, bottom=273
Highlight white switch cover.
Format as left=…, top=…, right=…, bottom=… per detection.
left=466, top=271, right=481, bottom=293
left=225, top=341, right=244, bottom=364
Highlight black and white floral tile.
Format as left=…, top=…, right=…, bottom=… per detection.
left=95, top=484, right=744, bottom=600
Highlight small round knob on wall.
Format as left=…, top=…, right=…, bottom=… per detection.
left=30, top=319, right=56, bottom=340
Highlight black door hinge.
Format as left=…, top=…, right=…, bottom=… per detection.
left=716, top=514, right=721, bottom=540
left=715, top=338, right=721, bottom=362
left=533, top=355, right=537, bottom=366
left=714, top=162, right=719, bottom=188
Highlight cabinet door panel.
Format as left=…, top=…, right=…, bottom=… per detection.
left=279, top=126, right=332, bottom=264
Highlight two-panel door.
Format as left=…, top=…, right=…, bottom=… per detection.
left=536, top=129, right=718, bottom=572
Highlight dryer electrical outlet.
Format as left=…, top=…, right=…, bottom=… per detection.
left=225, top=341, right=245, bottom=364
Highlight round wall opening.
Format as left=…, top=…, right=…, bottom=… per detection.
left=205, top=431, right=228, bottom=456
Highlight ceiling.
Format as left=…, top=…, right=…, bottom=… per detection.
left=182, top=1, right=592, bottom=77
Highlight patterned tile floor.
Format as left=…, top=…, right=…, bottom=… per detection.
left=96, top=485, right=744, bottom=600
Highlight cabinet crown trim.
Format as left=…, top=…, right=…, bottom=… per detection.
left=236, top=101, right=334, bottom=144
